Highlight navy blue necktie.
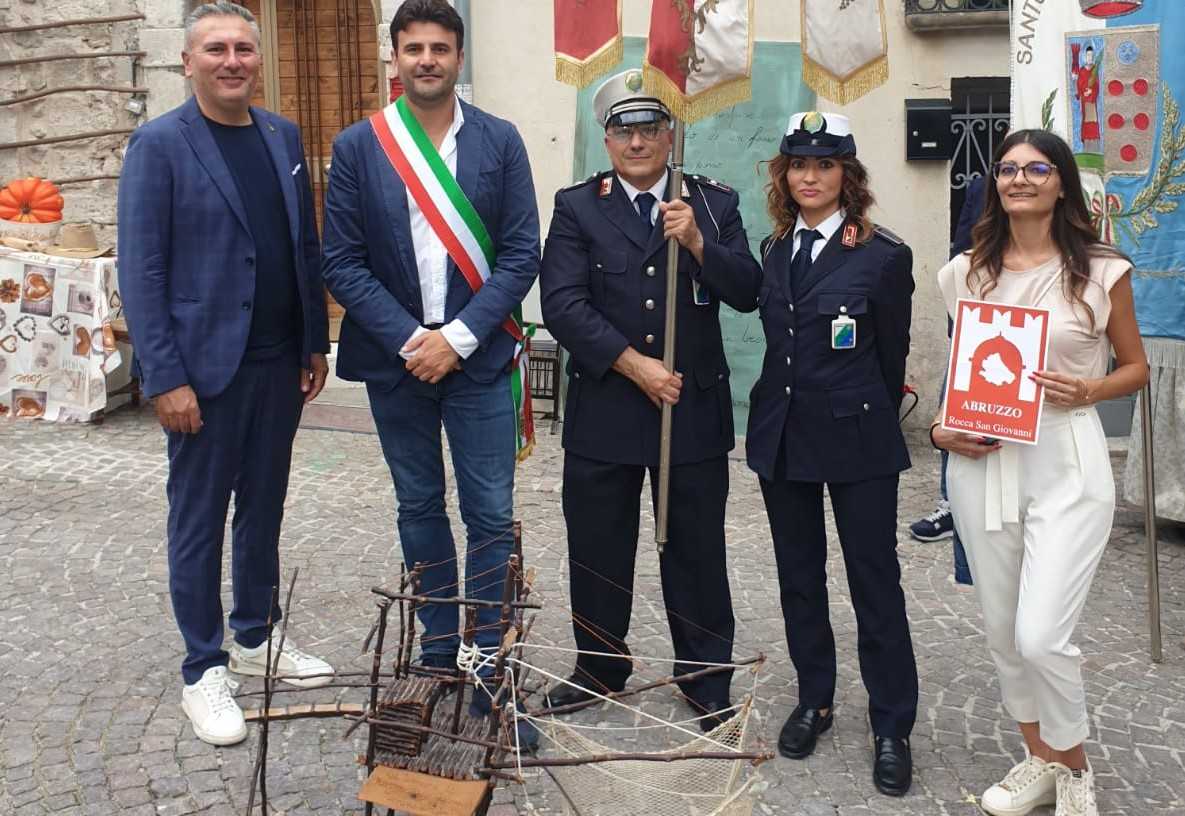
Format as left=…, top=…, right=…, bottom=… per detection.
left=790, top=229, right=821, bottom=292
left=635, top=192, right=656, bottom=231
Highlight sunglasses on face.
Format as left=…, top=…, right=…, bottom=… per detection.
left=606, top=123, right=668, bottom=144
left=992, top=161, right=1057, bottom=185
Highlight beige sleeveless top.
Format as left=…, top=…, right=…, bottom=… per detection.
left=937, top=252, right=1131, bottom=381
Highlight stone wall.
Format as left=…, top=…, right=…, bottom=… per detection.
left=0, top=0, right=188, bottom=246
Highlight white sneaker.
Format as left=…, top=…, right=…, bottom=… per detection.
left=1055, top=766, right=1098, bottom=816
left=228, top=634, right=334, bottom=688
left=980, top=753, right=1061, bottom=816
left=182, top=666, right=247, bottom=746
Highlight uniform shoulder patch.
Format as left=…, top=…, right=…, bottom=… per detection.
left=873, top=224, right=905, bottom=246
left=560, top=170, right=609, bottom=193
left=686, top=173, right=732, bottom=194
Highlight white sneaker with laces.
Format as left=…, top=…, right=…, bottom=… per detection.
left=1055, top=766, right=1098, bottom=816
left=181, top=666, right=247, bottom=746
left=980, top=753, right=1061, bottom=816
left=228, top=635, right=334, bottom=688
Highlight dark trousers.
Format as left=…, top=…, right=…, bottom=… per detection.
left=562, top=452, right=735, bottom=706
left=166, top=355, right=304, bottom=684
left=760, top=475, right=918, bottom=738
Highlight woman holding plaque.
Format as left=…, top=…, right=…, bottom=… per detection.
left=932, top=129, right=1146, bottom=816
left=745, top=111, right=918, bottom=797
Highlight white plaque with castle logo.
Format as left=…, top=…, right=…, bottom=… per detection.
left=942, top=299, right=1052, bottom=446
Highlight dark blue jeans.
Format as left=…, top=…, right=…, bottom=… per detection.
left=367, top=371, right=516, bottom=660
left=938, top=326, right=973, bottom=586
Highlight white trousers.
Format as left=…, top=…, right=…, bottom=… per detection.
left=947, top=406, right=1114, bottom=750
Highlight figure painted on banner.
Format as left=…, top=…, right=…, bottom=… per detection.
left=931, top=130, right=1147, bottom=816
left=319, top=0, right=540, bottom=742
left=1072, top=42, right=1102, bottom=154
left=539, top=69, right=762, bottom=732
left=745, top=111, right=918, bottom=796
left=116, top=2, right=334, bottom=747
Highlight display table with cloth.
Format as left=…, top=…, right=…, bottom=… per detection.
left=0, top=246, right=122, bottom=421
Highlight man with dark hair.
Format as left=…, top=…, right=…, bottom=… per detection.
left=321, top=0, right=540, bottom=739
left=118, top=1, right=333, bottom=747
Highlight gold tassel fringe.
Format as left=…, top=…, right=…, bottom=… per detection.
left=642, top=66, right=753, bottom=125
left=555, top=36, right=624, bottom=89
left=515, top=439, right=536, bottom=464
left=802, top=54, right=889, bottom=106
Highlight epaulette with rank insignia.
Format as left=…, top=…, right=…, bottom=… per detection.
left=686, top=173, right=732, bottom=194
left=873, top=224, right=905, bottom=246
left=560, top=170, right=610, bottom=193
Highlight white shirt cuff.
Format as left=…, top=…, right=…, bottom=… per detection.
left=440, top=319, right=479, bottom=360
left=398, top=325, right=429, bottom=361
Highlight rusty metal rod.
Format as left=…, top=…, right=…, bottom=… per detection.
left=531, top=655, right=764, bottom=718
left=0, top=13, right=145, bottom=34
left=0, top=129, right=135, bottom=151
left=246, top=585, right=279, bottom=816
left=366, top=600, right=391, bottom=792
left=1, top=85, right=148, bottom=107
left=484, top=750, right=773, bottom=770
left=0, top=51, right=145, bottom=68
left=49, top=175, right=121, bottom=185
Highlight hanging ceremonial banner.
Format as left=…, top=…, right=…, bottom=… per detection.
left=801, top=0, right=889, bottom=105
left=943, top=299, right=1051, bottom=446
left=1012, top=0, right=1185, bottom=343
left=554, top=0, right=623, bottom=88
left=642, top=0, right=754, bottom=123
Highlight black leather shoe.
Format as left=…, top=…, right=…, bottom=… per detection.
left=872, top=736, right=912, bottom=796
left=543, top=676, right=611, bottom=709
left=689, top=699, right=734, bottom=733
left=777, top=705, right=833, bottom=759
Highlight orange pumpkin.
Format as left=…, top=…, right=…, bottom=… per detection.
left=0, top=177, right=64, bottom=223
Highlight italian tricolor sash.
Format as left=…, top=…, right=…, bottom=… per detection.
left=369, top=96, right=535, bottom=462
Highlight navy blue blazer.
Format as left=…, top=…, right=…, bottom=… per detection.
left=541, top=171, right=762, bottom=467
left=320, top=100, right=540, bottom=388
left=116, top=97, right=330, bottom=399
left=745, top=221, right=914, bottom=483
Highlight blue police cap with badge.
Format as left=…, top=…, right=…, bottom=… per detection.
left=593, top=69, right=672, bottom=128
left=780, top=111, right=857, bottom=158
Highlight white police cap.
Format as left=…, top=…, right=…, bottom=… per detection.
left=593, top=69, right=671, bottom=128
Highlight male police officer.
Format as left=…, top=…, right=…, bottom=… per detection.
left=540, top=70, right=762, bottom=731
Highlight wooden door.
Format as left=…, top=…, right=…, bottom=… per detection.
left=244, top=0, right=384, bottom=340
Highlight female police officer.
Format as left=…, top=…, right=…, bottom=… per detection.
left=745, top=112, right=918, bottom=796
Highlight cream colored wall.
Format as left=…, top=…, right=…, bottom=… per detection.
left=405, top=2, right=1010, bottom=423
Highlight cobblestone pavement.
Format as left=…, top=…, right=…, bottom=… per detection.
left=2, top=396, right=1183, bottom=816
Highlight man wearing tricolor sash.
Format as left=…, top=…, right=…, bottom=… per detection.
left=320, top=0, right=540, bottom=734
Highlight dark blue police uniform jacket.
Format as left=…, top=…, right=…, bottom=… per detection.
left=541, top=171, right=762, bottom=466
left=745, top=221, right=914, bottom=482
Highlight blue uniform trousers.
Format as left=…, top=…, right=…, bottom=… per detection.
left=166, top=353, right=304, bottom=684
left=760, top=474, right=919, bottom=739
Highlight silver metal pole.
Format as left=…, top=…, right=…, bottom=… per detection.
left=655, top=118, right=686, bottom=555
left=1139, top=379, right=1162, bottom=662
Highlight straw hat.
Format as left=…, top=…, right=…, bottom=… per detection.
left=46, top=223, right=112, bottom=259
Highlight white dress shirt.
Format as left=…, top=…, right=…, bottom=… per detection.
left=791, top=207, right=847, bottom=262
left=401, top=95, right=479, bottom=361
left=618, top=171, right=669, bottom=225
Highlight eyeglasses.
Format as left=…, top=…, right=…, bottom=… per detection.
left=606, top=123, right=668, bottom=144
left=992, top=161, right=1057, bottom=185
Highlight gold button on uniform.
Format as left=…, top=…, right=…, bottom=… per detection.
left=644, top=299, right=655, bottom=310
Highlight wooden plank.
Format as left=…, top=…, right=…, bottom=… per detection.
left=357, top=766, right=491, bottom=816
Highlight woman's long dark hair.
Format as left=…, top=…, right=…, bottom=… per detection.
left=764, top=153, right=876, bottom=243
left=968, top=128, right=1128, bottom=329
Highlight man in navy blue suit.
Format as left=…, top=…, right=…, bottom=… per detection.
left=118, top=2, right=333, bottom=747
left=539, top=71, right=762, bottom=731
left=320, top=0, right=539, bottom=731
